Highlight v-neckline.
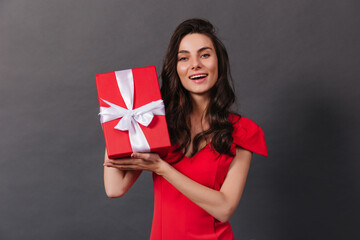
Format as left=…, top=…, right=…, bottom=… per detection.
left=183, top=141, right=212, bottom=159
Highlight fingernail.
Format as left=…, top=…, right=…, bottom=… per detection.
left=131, top=153, right=135, bottom=158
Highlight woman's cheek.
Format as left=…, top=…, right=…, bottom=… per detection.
left=177, top=63, right=187, bottom=76
left=177, top=63, right=188, bottom=84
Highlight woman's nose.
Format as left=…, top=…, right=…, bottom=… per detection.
left=191, top=58, right=201, bottom=70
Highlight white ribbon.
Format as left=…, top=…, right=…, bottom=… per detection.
left=99, top=69, right=165, bottom=152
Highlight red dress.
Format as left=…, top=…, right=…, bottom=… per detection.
left=150, top=114, right=268, bottom=240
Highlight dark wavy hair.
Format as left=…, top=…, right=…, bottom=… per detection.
left=160, top=18, right=238, bottom=163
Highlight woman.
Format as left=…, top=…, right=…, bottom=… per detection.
left=103, top=18, right=268, bottom=240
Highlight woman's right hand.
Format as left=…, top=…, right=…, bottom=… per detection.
left=103, top=149, right=119, bottom=166
left=103, top=148, right=142, bottom=198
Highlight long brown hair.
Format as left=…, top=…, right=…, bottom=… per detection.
left=161, top=18, right=238, bottom=162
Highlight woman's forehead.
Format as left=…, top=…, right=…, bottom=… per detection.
left=178, top=33, right=214, bottom=52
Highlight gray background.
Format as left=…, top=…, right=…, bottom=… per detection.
left=1, top=0, right=359, bottom=239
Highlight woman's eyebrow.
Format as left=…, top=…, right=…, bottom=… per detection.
left=178, top=47, right=213, bottom=54
left=178, top=50, right=189, bottom=54
left=198, top=47, right=212, bottom=53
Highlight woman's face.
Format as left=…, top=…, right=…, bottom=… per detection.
left=177, top=33, right=218, bottom=98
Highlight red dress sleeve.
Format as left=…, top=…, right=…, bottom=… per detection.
left=229, top=114, right=268, bottom=157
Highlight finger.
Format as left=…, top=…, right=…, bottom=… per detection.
left=106, top=158, right=133, bottom=164
left=109, top=159, right=135, bottom=165
left=131, top=152, right=159, bottom=161
left=106, top=158, right=144, bottom=165
left=104, top=158, right=144, bottom=167
left=104, top=163, right=144, bottom=171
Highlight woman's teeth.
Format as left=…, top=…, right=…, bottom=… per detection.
left=189, top=74, right=208, bottom=80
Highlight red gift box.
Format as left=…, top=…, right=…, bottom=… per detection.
left=95, top=66, right=171, bottom=159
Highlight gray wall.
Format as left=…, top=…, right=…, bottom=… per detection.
left=1, top=0, right=359, bottom=239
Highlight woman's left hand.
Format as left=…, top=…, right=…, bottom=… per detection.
left=103, top=152, right=167, bottom=175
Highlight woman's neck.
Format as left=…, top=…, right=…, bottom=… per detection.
left=190, top=93, right=210, bottom=117
left=186, top=93, right=211, bottom=157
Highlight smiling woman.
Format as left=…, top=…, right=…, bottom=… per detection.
left=177, top=33, right=219, bottom=97
left=103, top=18, right=268, bottom=240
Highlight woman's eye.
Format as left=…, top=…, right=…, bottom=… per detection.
left=178, top=57, right=187, bottom=61
left=201, top=53, right=210, bottom=58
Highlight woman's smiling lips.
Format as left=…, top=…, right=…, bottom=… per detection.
left=188, top=73, right=208, bottom=83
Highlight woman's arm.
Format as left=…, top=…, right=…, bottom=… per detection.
left=105, top=147, right=252, bottom=222
left=159, top=147, right=252, bottom=222
left=103, top=149, right=142, bottom=198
